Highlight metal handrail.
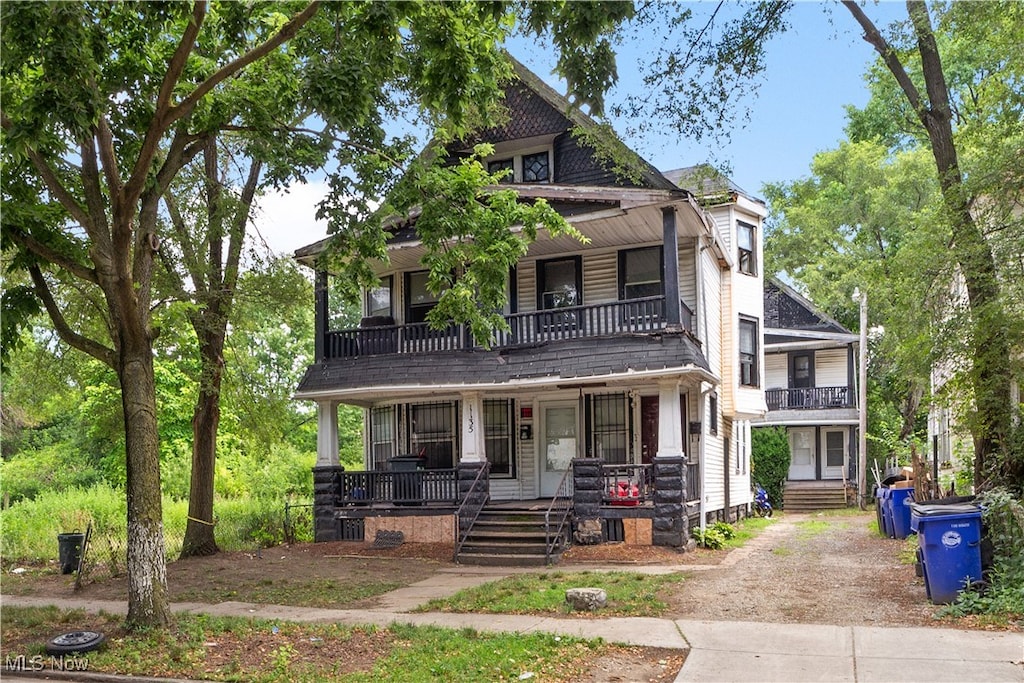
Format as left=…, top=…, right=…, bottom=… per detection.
left=544, top=468, right=574, bottom=564
left=453, top=462, right=491, bottom=562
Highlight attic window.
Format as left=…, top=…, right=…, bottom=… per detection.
left=488, top=158, right=515, bottom=184
left=737, top=221, right=756, bottom=275
left=484, top=147, right=553, bottom=184
left=522, top=151, right=550, bottom=182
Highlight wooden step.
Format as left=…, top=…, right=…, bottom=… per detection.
left=456, top=504, right=567, bottom=566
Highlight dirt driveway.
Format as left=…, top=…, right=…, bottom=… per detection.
left=664, top=511, right=945, bottom=627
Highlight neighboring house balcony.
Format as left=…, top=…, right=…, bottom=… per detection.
left=766, top=386, right=854, bottom=410
left=322, top=295, right=695, bottom=361
left=762, top=385, right=859, bottom=427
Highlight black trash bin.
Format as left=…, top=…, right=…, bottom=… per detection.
left=57, top=532, right=85, bottom=574
left=390, top=455, right=424, bottom=505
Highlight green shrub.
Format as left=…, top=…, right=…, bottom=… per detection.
left=752, top=426, right=790, bottom=510
left=0, top=443, right=104, bottom=503
left=692, top=526, right=726, bottom=549
left=710, top=521, right=736, bottom=539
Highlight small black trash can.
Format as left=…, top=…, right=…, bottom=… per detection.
left=390, top=455, right=425, bottom=505
left=58, top=532, right=85, bottom=574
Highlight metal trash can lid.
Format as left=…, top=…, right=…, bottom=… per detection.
left=910, top=502, right=980, bottom=517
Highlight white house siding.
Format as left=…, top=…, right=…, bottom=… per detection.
left=582, top=250, right=619, bottom=304
left=814, top=348, right=849, bottom=387
left=730, top=419, right=754, bottom=506
left=679, top=240, right=698, bottom=313
left=765, top=353, right=788, bottom=389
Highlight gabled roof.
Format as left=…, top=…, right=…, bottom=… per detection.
left=663, top=165, right=763, bottom=206
left=764, top=277, right=854, bottom=339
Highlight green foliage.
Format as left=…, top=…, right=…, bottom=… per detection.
left=692, top=526, right=726, bottom=550
left=417, top=570, right=682, bottom=617
left=752, top=426, right=790, bottom=510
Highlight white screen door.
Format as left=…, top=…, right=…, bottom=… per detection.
left=789, top=428, right=815, bottom=480
left=540, top=402, right=578, bottom=496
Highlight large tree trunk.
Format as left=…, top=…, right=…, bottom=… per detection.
left=119, top=338, right=172, bottom=629
left=180, top=328, right=225, bottom=558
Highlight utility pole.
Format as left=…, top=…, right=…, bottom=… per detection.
left=853, top=288, right=868, bottom=510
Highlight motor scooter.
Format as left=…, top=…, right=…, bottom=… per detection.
left=753, top=484, right=773, bottom=517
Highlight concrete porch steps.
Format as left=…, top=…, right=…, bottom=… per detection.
left=783, top=482, right=849, bottom=511
left=456, top=508, right=566, bottom=567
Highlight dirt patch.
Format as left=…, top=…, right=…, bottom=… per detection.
left=663, top=511, right=1022, bottom=631
left=3, top=541, right=455, bottom=608
left=563, top=543, right=721, bottom=565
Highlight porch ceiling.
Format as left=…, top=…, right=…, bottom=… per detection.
left=294, top=332, right=715, bottom=406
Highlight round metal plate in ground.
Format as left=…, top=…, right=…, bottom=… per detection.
left=45, top=630, right=106, bottom=655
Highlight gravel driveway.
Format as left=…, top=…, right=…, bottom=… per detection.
left=665, top=511, right=946, bottom=628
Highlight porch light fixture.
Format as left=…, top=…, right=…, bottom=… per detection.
left=689, top=421, right=702, bottom=436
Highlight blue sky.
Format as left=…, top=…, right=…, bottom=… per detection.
left=256, top=2, right=908, bottom=254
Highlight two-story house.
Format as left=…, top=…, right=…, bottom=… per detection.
left=294, top=59, right=767, bottom=564
left=754, top=277, right=860, bottom=510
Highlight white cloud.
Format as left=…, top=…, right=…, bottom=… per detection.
left=250, top=181, right=330, bottom=257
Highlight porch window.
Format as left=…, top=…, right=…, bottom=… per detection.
left=369, top=406, right=396, bottom=470
left=367, top=275, right=392, bottom=318
left=406, top=271, right=440, bottom=324
left=409, top=402, right=456, bottom=469
left=737, top=221, right=756, bottom=275
left=825, top=431, right=845, bottom=468
left=484, top=399, right=515, bottom=477
left=538, top=256, right=581, bottom=310
left=619, top=246, right=663, bottom=300
left=739, top=317, right=760, bottom=387
left=590, top=393, right=629, bottom=464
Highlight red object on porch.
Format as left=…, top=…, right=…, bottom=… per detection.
left=608, top=481, right=640, bottom=506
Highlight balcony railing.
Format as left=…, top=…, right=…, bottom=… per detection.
left=766, top=386, right=854, bottom=410
left=322, top=295, right=694, bottom=360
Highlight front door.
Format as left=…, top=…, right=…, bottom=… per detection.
left=540, top=401, right=579, bottom=496
left=789, top=427, right=816, bottom=480
left=822, top=429, right=847, bottom=480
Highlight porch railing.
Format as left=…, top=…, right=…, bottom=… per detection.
left=334, top=468, right=459, bottom=506
left=545, top=468, right=574, bottom=564
left=454, top=463, right=491, bottom=562
left=601, top=463, right=653, bottom=505
left=765, top=386, right=853, bottom=410
left=323, top=295, right=695, bottom=360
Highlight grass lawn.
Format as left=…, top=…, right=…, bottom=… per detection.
left=0, top=606, right=665, bottom=682
left=416, top=570, right=685, bottom=617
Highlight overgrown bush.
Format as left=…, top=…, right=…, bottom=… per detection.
left=752, top=426, right=790, bottom=510
left=939, top=488, right=1024, bottom=620
left=692, top=522, right=735, bottom=549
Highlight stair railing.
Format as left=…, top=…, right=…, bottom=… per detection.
left=453, top=462, right=491, bottom=562
left=544, top=468, right=574, bottom=564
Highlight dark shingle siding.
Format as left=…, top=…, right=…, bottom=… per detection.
left=296, top=334, right=709, bottom=395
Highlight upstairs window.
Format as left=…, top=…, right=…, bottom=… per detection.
left=619, top=246, right=663, bottom=300
left=737, top=222, right=756, bottom=275
left=538, top=256, right=581, bottom=310
left=739, top=317, right=760, bottom=387
left=406, top=271, right=440, bottom=324
left=366, top=275, right=393, bottom=319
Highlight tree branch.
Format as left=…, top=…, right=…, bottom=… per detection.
left=224, top=158, right=264, bottom=296
left=162, top=192, right=204, bottom=294
left=124, top=2, right=208, bottom=212
left=220, top=124, right=406, bottom=171
left=842, top=1, right=927, bottom=116
left=28, top=264, right=116, bottom=368
left=5, top=228, right=99, bottom=285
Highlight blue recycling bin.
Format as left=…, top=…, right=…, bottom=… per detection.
left=879, top=488, right=894, bottom=538
left=889, top=487, right=915, bottom=539
left=911, top=502, right=983, bottom=604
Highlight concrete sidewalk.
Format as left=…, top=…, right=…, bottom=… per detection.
left=4, top=585, right=1022, bottom=682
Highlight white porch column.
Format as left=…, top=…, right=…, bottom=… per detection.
left=657, top=380, right=685, bottom=458
left=460, top=392, right=486, bottom=462
left=316, top=400, right=340, bottom=466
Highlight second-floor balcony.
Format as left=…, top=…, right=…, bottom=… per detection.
left=766, top=386, right=854, bottom=410
left=323, top=295, right=694, bottom=361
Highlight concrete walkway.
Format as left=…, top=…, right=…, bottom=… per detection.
left=4, top=567, right=1022, bottom=683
